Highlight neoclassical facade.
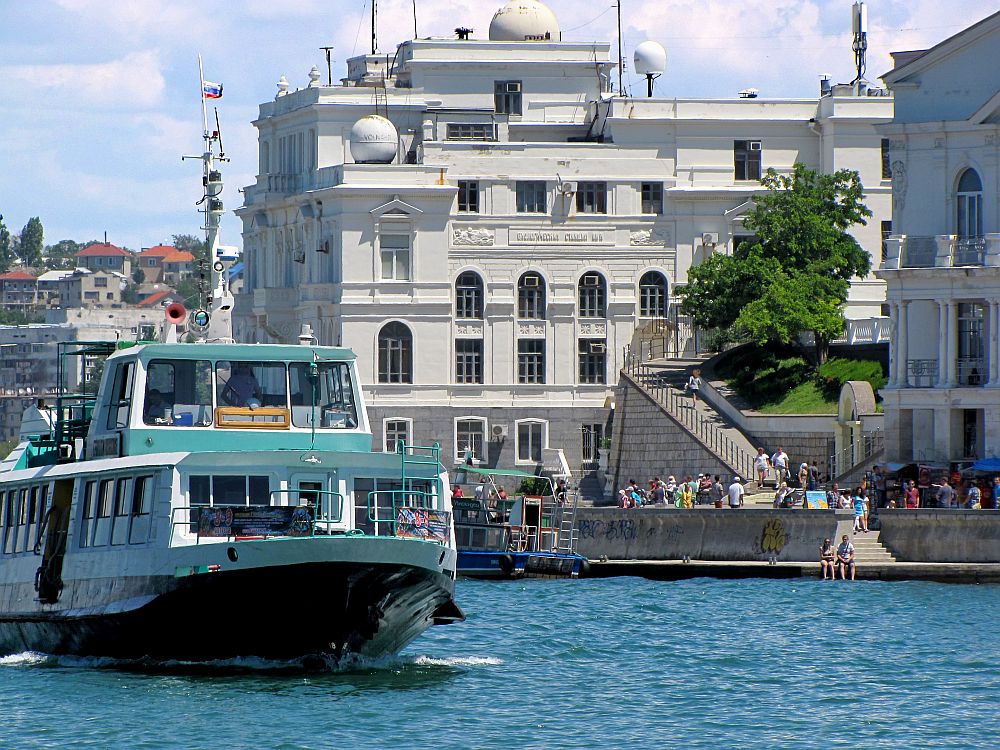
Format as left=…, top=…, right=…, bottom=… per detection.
left=235, top=0, right=892, bottom=480
left=879, top=11, right=1000, bottom=464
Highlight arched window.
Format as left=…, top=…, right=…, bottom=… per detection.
left=639, top=271, right=668, bottom=318
left=578, top=272, right=606, bottom=318
left=956, top=168, right=983, bottom=238
left=518, top=272, right=546, bottom=319
left=455, top=271, right=484, bottom=319
left=377, top=322, right=412, bottom=384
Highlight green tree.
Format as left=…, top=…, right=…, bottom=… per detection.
left=44, top=239, right=86, bottom=270
left=18, top=217, right=44, bottom=267
left=0, top=216, right=15, bottom=273
left=174, top=276, right=203, bottom=308
left=679, top=163, right=872, bottom=363
left=132, top=267, right=146, bottom=284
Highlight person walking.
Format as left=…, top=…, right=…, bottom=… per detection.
left=686, top=368, right=703, bottom=404
left=905, top=480, right=920, bottom=509
left=754, top=448, right=770, bottom=488
left=771, top=448, right=789, bottom=485
left=936, top=478, right=956, bottom=509
left=727, top=476, right=744, bottom=509
left=710, top=475, right=724, bottom=508
left=852, top=488, right=868, bottom=533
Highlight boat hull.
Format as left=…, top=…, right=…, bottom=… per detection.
left=457, top=550, right=584, bottom=579
left=0, top=542, right=460, bottom=661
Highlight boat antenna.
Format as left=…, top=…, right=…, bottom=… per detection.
left=320, top=45, right=335, bottom=85
left=412, top=0, right=418, bottom=38
left=372, top=0, right=378, bottom=54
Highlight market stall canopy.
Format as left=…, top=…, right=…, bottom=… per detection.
left=970, top=458, right=1000, bottom=473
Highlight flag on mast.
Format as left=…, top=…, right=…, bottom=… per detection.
left=202, top=80, right=223, bottom=99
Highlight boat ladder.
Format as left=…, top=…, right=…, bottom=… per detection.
left=555, top=493, right=579, bottom=554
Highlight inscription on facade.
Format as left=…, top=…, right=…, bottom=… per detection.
left=510, top=230, right=613, bottom=246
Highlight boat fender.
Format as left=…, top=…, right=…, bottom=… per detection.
left=578, top=559, right=591, bottom=578
left=498, top=554, right=515, bottom=575
left=227, top=547, right=238, bottom=562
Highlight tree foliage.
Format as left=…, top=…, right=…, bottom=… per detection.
left=679, top=163, right=872, bottom=362
left=44, top=239, right=88, bottom=270
left=0, top=216, right=13, bottom=274
left=172, top=233, right=208, bottom=263
left=18, top=217, right=44, bottom=267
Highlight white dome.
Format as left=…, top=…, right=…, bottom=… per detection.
left=634, top=41, right=667, bottom=75
left=349, top=115, right=397, bottom=164
left=489, top=0, right=560, bottom=42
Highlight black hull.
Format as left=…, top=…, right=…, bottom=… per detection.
left=0, top=561, right=458, bottom=662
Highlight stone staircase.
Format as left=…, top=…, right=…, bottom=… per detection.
left=834, top=517, right=896, bottom=563
left=625, top=356, right=759, bottom=485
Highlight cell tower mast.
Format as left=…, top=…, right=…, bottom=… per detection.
left=851, top=2, right=868, bottom=90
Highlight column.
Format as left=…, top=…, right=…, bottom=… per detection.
left=897, top=301, right=909, bottom=387
left=945, top=301, right=959, bottom=387
left=887, top=302, right=899, bottom=386
left=936, top=301, right=948, bottom=386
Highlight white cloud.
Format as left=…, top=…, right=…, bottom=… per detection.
left=3, top=51, right=166, bottom=109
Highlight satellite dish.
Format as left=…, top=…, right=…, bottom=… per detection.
left=633, top=41, right=667, bottom=97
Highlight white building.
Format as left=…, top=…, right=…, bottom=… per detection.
left=236, top=0, right=892, bottom=483
left=879, top=11, right=1000, bottom=465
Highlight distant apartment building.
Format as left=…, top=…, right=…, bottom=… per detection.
left=37, top=268, right=127, bottom=309
left=0, top=271, right=39, bottom=310
left=75, top=242, right=132, bottom=278
left=137, top=245, right=194, bottom=285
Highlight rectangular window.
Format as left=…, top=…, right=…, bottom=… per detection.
left=517, top=339, right=545, bottom=384
left=288, top=362, right=358, bottom=430
left=379, top=234, right=411, bottom=281
left=457, top=180, right=480, bottom=213
left=515, top=181, right=547, bottom=213
left=447, top=124, right=496, bottom=141
left=106, top=360, right=135, bottom=430
left=455, top=339, right=484, bottom=384
left=384, top=419, right=410, bottom=453
left=881, top=220, right=892, bottom=263
left=456, top=419, right=486, bottom=463
left=641, top=182, right=663, bottom=215
left=517, top=421, right=544, bottom=463
left=576, top=182, right=607, bottom=214
left=734, top=140, right=762, bottom=181
left=146, top=359, right=214, bottom=426
left=582, top=423, right=604, bottom=463
left=494, top=80, right=522, bottom=115
left=579, top=339, right=607, bottom=384
left=94, top=277, right=108, bottom=288
left=110, top=477, right=130, bottom=546
left=881, top=138, right=891, bottom=180
left=216, top=360, right=286, bottom=409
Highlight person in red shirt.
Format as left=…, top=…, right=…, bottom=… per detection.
left=904, top=480, right=919, bottom=509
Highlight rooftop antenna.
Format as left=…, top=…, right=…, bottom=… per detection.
left=320, top=46, right=335, bottom=85
left=412, top=0, right=418, bottom=39
left=616, top=1, right=623, bottom=95
left=633, top=41, right=666, bottom=98
left=372, top=0, right=378, bottom=55
left=851, top=1, right=868, bottom=89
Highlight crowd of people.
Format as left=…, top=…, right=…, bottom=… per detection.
left=617, top=475, right=745, bottom=509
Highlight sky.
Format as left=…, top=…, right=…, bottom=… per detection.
left=0, top=0, right=996, bottom=254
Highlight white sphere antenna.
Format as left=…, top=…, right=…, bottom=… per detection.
left=633, top=41, right=667, bottom=98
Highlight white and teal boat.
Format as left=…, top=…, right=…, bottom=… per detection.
left=0, top=83, right=461, bottom=662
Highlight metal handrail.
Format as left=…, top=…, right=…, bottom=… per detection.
left=366, top=489, right=445, bottom=539
left=828, top=429, right=883, bottom=482
left=268, top=489, right=344, bottom=526
left=168, top=502, right=346, bottom=545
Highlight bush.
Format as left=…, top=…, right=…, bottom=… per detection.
left=715, top=344, right=812, bottom=408
left=814, top=357, right=886, bottom=400
left=516, top=477, right=552, bottom=496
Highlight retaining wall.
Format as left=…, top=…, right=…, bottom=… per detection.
left=877, top=510, right=1000, bottom=563
left=575, top=507, right=840, bottom=562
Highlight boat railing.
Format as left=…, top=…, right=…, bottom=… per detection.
left=268, top=489, right=345, bottom=529
left=169, top=495, right=345, bottom=545
left=367, top=489, right=447, bottom=540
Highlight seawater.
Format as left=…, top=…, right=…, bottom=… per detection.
left=2, top=577, right=998, bottom=749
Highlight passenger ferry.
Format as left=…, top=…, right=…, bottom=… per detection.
left=0, top=87, right=462, bottom=662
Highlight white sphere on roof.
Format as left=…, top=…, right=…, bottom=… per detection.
left=489, top=0, right=560, bottom=42
left=634, top=41, right=667, bottom=75
left=349, top=115, right=397, bottom=164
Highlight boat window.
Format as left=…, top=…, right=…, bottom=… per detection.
left=32, top=484, right=48, bottom=551
left=129, top=475, right=154, bottom=544
left=216, top=361, right=287, bottom=408
left=93, top=479, right=114, bottom=546
left=289, top=362, right=359, bottom=429
left=189, top=475, right=272, bottom=506
left=145, top=359, right=214, bottom=427
left=106, top=360, right=135, bottom=430
left=110, top=477, right=130, bottom=546
left=2, top=491, right=13, bottom=554
left=14, top=488, right=27, bottom=553
left=79, top=480, right=96, bottom=548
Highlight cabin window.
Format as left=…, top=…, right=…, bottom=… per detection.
left=216, top=361, right=286, bottom=408
left=30, top=484, right=48, bottom=552
left=111, top=477, right=130, bottom=546
left=145, top=359, right=214, bottom=426
left=129, top=475, right=154, bottom=544
left=92, top=479, right=114, bottom=546
left=2, top=491, right=13, bottom=554
left=79, top=480, right=96, bottom=548
left=106, top=359, right=135, bottom=430
left=189, top=475, right=271, bottom=507
left=288, top=362, right=359, bottom=429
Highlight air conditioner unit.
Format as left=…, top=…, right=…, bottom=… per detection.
left=590, top=342, right=607, bottom=353
left=749, top=141, right=762, bottom=151
left=492, top=423, right=508, bottom=438
left=318, top=240, right=330, bottom=254
left=522, top=275, right=540, bottom=287
left=293, top=250, right=306, bottom=264
left=582, top=274, right=600, bottom=287
left=702, top=232, right=719, bottom=246
left=557, top=181, right=577, bottom=195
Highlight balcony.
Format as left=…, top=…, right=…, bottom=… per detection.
left=956, top=357, right=986, bottom=387
left=906, top=359, right=938, bottom=388
left=885, top=234, right=1000, bottom=270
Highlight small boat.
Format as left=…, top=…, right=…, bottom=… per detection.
left=0, top=78, right=462, bottom=662
left=452, top=468, right=587, bottom=579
